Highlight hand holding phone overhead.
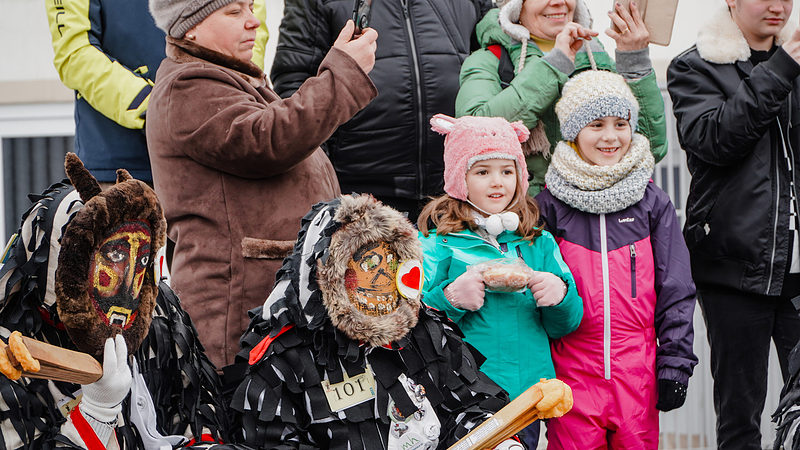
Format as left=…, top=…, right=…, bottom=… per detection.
left=609, top=0, right=678, bottom=47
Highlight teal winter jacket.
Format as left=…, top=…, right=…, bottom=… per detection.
left=419, top=228, right=583, bottom=399
left=456, top=8, right=667, bottom=195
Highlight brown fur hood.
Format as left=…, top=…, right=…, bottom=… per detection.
left=262, top=195, right=422, bottom=347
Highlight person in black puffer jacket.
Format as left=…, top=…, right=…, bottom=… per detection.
left=667, top=2, right=800, bottom=449
left=272, top=0, right=492, bottom=222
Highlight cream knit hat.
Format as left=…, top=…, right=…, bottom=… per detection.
left=555, top=70, right=639, bottom=142
left=149, top=0, right=237, bottom=38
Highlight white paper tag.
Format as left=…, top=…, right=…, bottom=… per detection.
left=321, top=365, right=377, bottom=412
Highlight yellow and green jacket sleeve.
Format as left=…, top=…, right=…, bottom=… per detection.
left=45, top=0, right=155, bottom=130
left=251, top=0, right=269, bottom=70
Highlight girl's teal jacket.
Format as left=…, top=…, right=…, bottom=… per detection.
left=419, top=228, right=583, bottom=399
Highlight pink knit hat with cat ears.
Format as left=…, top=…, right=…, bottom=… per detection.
left=431, top=114, right=530, bottom=202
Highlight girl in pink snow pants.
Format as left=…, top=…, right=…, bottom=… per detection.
left=535, top=70, right=698, bottom=449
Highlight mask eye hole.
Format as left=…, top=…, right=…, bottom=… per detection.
left=140, top=255, right=150, bottom=266
left=105, top=248, right=126, bottom=263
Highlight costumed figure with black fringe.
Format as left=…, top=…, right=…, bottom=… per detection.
left=0, top=153, right=229, bottom=449
left=230, top=194, right=525, bottom=449
left=774, top=338, right=800, bottom=449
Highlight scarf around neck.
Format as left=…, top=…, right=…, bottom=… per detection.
left=545, top=133, right=654, bottom=214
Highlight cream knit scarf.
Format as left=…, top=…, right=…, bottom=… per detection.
left=545, top=133, right=654, bottom=214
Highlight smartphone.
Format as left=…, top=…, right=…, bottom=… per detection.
left=352, top=0, right=373, bottom=35
left=614, top=0, right=678, bottom=46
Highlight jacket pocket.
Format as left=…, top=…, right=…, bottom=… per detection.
left=241, top=237, right=295, bottom=259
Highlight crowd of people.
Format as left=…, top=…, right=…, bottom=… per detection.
left=3, top=0, right=800, bottom=448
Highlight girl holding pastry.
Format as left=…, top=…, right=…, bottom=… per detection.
left=417, top=113, right=583, bottom=448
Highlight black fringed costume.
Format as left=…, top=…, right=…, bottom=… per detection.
left=229, top=195, right=511, bottom=449
left=0, top=180, right=229, bottom=449
left=774, top=339, right=800, bottom=449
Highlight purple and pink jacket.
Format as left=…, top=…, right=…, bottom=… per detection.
left=536, top=182, right=697, bottom=447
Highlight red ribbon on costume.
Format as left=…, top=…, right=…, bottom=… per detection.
left=69, top=404, right=109, bottom=450
left=249, top=324, right=294, bottom=365
left=186, top=433, right=221, bottom=446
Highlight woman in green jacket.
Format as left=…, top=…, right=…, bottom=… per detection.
left=456, top=0, right=667, bottom=195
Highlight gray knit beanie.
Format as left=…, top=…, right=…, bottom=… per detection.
left=555, top=70, right=639, bottom=142
left=149, top=0, right=237, bottom=38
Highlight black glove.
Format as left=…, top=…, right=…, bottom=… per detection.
left=656, top=379, right=687, bottom=412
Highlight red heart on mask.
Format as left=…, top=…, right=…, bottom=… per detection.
left=401, top=266, right=421, bottom=289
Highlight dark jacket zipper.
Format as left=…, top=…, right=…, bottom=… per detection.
left=400, top=0, right=426, bottom=198
left=629, top=243, right=637, bottom=298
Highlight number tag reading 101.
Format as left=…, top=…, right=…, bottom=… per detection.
left=321, top=365, right=377, bottom=412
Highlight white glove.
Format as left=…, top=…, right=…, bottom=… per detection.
left=80, top=334, right=132, bottom=423
left=528, top=271, right=567, bottom=307
left=444, top=270, right=485, bottom=311
left=494, top=438, right=525, bottom=450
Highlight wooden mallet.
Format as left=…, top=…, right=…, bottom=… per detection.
left=448, top=378, right=573, bottom=450
left=0, top=331, right=102, bottom=385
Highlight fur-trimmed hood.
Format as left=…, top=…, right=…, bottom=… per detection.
left=262, top=195, right=422, bottom=347
left=697, top=5, right=794, bottom=64
left=498, top=0, right=592, bottom=44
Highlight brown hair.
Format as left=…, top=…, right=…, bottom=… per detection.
left=417, top=190, right=543, bottom=242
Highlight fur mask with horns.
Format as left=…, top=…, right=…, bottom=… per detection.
left=51, top=153, right=166, bottom=357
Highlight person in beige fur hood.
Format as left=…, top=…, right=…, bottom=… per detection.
left=667, top=1, right=800, bottom=449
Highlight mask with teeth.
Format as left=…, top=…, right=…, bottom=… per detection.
left=89, top=221, right=152, bottom=329
left=314, top=195, right=424, bottom=347
left=54, top=153, right=165, bottom=357
left=345, top=242, right=400, bottom=316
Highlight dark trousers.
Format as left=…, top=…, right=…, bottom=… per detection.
left=698, top=285, right=800, bottom=450
left=518, top=420, right=540, bottom=449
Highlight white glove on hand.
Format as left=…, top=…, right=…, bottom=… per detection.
left=528, top=271, right=567, bottom=307
left=444, top=270, right=485, bottom=311
left=80, top=334, right=132, bottom=423
left=494, top=438, right=525, bottom=450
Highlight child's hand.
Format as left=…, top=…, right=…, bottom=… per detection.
left=656, top=379, right=687, bottom=412
left=528, top=272, right=567, bottom=307
left=443, top=271, right=485, bottom=311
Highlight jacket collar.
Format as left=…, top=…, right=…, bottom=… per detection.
left=697, top=6, right=793, bottom=64
left=165, top=37, right=267, bottom=88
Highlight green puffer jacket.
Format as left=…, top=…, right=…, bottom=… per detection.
left=456, top=8, right=667, bottom=195
left=419, top=228, right=583, bottom=399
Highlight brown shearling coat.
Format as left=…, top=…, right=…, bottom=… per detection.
left=146, top=38, right=377, bottom=368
